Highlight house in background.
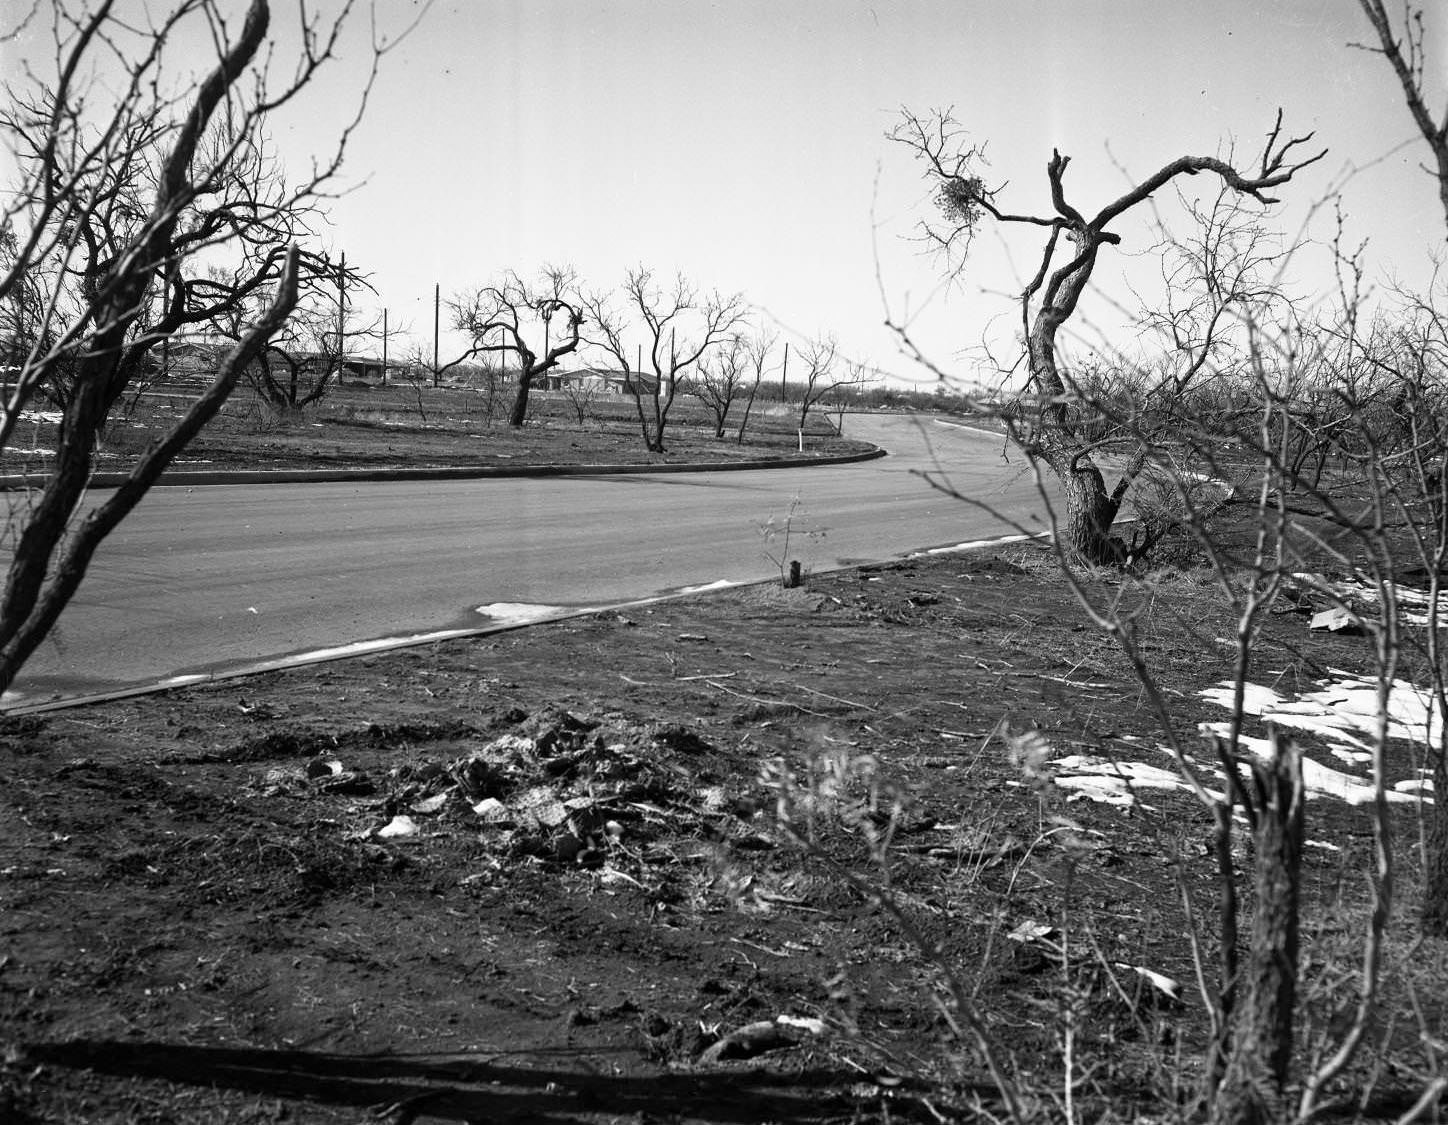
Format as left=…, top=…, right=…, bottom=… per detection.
left=339, top=355, right=392, bottom=382
left=554, top=367, right=659, bottom=395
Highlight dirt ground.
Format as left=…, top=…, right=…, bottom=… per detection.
left=2, top=541, right=1440, bottom=1123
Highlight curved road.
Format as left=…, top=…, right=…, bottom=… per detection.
left=5, top=414, right=1048, bottom=706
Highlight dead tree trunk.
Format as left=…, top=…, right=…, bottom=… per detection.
left=1211, top=732, right=1305, bottom=1125
left=1422, top=755, right=1448, bottom=934
left=508, top=366, right=535, bottom=428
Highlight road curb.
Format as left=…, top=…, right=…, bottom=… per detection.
left=0, top=446, right=886, bottom=490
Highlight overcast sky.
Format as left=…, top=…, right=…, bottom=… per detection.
left=11, top=1, right=1448, bottom=388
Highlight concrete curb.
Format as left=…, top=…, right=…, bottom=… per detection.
left=0, top=446, right=886, bottom=490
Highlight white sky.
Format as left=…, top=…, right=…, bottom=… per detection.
left=9, top=1, right=1448, bottom=388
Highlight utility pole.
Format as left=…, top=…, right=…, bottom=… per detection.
left=381, top=308, right=388, bottom=385
left=780, top=341, right=789, bottom=402
left=337, top=251, right=347, bottom=375
left=432, top=282, right=440, bottom=388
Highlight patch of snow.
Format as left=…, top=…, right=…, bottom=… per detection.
left=1052, top=754, right=1193, bottom=807
left=1197, top=721, right=1422, bottom=805
left=278, top=633, right=471, bottom=664
left=474, top=602, right=571, bottom=626
left=157, top=674, right=209, bottom=689
left=1200, top=673, right=1444, bottom=751
left=1298, top=574, right=1448, bottom=629
left=917, top=533, right=1037, bottom=556
left=1022, top=673, right=1439, bottom=809
left=677, top=579, right=735, bottom=595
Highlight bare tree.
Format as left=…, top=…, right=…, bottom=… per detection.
left=585, top=267, right=747, bottom=453
left=1355, top=0, right=1448, bottom=939
left=792, top=335, right=863, bottom=444
left=558, top=371, right=597, bottom=426
left=734, top=327, right=776, bottom=445
left=891, top=107, right=1324, bottom=564
left=0, top=0, right=393, bottom=696
left=449, top=266, right=585, bottom=429
left=1092, top=186, right=1300, bottom=562
left=691, top=331, right=750, bottom=438
left=213, top=252, right=378, bottom=418
left=1356, top=0, right=1448, bottom=235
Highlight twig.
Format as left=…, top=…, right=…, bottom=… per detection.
left=793, top=684, right=878, bottom=711
left=702, top=679, right=832, bottom=718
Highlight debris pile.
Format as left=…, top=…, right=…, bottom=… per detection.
left=244, top=709, right=763, bottom=872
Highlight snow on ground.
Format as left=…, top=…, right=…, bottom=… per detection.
left=1312, top=575, right=1446, bottom=629
left=1050, top=756, right=1197, bottom=807
left=1199, top=673, right=1442, bottom=754
left=676, top=580, right=736, bottom=595
left=475, top=603, right=574, bottom=626
left=918, top=533, right=1038, bottom=556
left=1046, top=672, right=1437, bottom=810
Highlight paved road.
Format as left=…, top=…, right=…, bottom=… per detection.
left=5, top=414, right=1048, bottom=705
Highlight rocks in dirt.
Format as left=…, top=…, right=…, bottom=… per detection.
left=376, top=814, right=420, bottom=839
left=451, top=746, right=516, bottom=800
left=1004, top=917, right=1183, bottom=1010
left=359, top=719, right=479, bottom=745
left=366, top=709, right=746, bottom=870
left=471, top=797, right=509, bottom=823
left=965, top=556, right=1028, bottom=577
left=409, top=791, right=450, bottom=815
left=255, top=757, right=374, bottom=797
left=305, top=756, right=340, bottom=779
left=219, top=719, right=483, bottom=768
left=697, top=1014, right=825, bottom=1064
left=651, top=725, right=713, bottom=755
left=220, top=728, right=340, bottom=764
left=1007, top=920, right=1058, bottom=945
